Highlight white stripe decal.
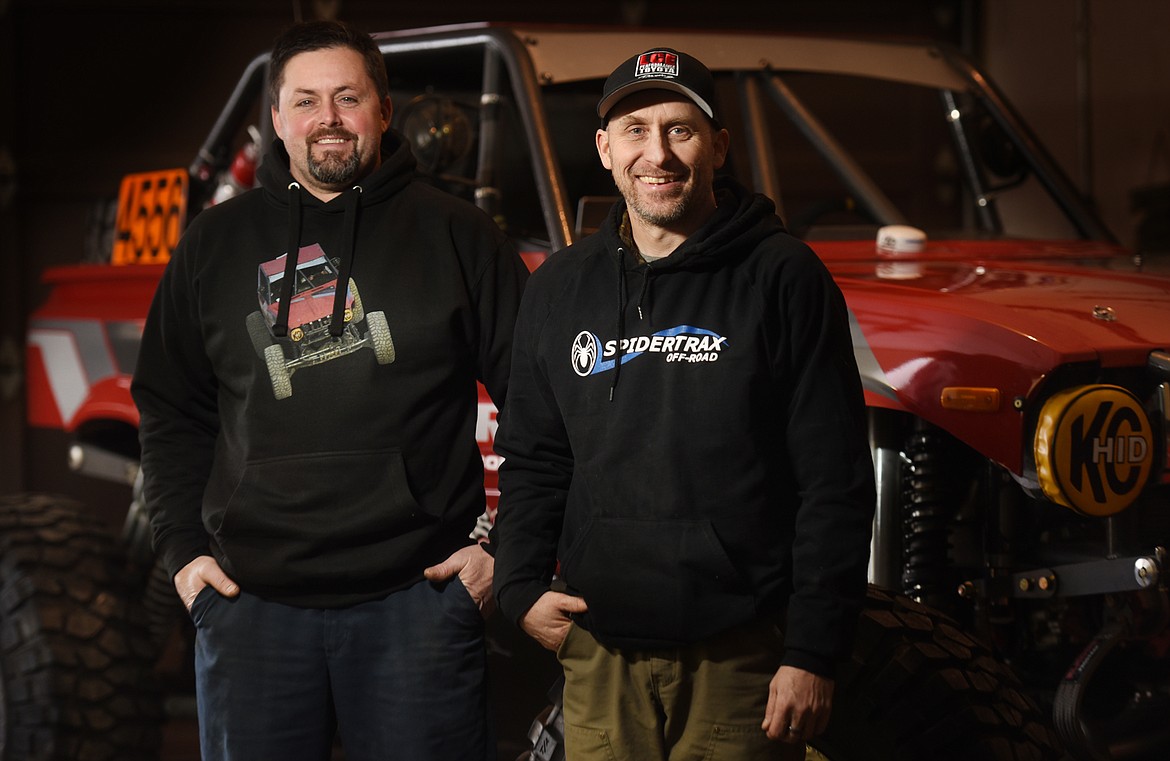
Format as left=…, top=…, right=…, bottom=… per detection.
left=848, top=307, right=898, bottom=402
left=28, top=328, right=90, bottom=426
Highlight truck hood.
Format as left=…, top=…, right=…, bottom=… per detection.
left=811, top=238, right=1170, bottom=471
left=821, top=239, right=1170, bottom=364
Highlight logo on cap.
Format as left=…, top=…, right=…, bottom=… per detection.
left=636, top=51, right=678, bottom=79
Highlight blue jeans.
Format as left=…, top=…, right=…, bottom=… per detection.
left=190, top=578, right=492, bottom=761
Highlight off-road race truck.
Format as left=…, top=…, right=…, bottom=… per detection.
left=16, top=22, right=1170, bottom=761
left=250, top=244, right=395, bottom=399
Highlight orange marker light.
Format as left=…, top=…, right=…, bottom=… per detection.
left=940, top=387, right=1001, bottom=412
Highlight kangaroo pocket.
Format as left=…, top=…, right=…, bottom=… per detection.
left=215, top=449, right=433, bottom=588
left=564, top=517, right=756, bottom=643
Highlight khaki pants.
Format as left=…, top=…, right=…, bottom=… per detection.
left=556, top=619, right=805, bottom=761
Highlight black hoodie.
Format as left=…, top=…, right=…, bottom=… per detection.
left=493, top=177, right=874, bottom=677
left=132, top=131, right=528, bottom=607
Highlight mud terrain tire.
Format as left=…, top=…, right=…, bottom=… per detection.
left=367, top=311, right=396, bottom=365
left=264, top=343, right=293, bottom=399
left=815, top=586, right=1065, bottom=760
left=0, top=494, right=162, bottom=761
left=246, top=310, right=272, bottom=359
left=349, top=278, right=365, bottom=323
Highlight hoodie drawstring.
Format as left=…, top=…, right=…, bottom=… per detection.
left=610, top=247, right=628, bottom=402
left=273, top=182, right=361, bottom=339
left=329, top=187, right=361, bottom=337
left=610, top=250, right=658, bottom=401
left=636, top=268, right=652, bottom=321
left=274, top=182, right=304, bottom=338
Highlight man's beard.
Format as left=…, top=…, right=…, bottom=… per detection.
left=308, top=147, right=361, bottom=185
left=615, top=166, right=708, bottom=228
left=626, top=189, right=690, bottom=226
left=621, top=178, right=694, bottom=227
left=306, top=130, right=361, bottom=185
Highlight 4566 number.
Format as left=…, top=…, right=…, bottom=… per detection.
left=112, top=168, right=188, bottom=265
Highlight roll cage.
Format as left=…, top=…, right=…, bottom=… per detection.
left=187, top=24, right=1114, bottom=255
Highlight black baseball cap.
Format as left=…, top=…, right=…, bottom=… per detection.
left=597, top=48, right=718, bottom=123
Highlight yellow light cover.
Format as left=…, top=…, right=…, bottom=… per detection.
left=1034, top=385, right=1154, bottom=516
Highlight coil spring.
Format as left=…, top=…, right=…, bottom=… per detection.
left=901, top=429, right=954, bottom=603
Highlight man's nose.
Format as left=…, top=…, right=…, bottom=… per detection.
left=319, top=102, right=342, bottom=125
left=643, top=131, right=672, bottom=163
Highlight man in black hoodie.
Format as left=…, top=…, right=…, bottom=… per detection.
left=493, top=48, right=875, bottom=760
left=131, top=20, right=527, bottom=761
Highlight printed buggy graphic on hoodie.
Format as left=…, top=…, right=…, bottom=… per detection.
left=247, top=242, right=395, bottom=399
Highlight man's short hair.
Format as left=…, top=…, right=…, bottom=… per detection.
left=268, top=20, right=390, bottom=107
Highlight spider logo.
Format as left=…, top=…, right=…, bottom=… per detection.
left=571, top=331, right=599, bottom=377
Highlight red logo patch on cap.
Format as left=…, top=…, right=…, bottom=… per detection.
left=635, top=51, right=678, bottom=79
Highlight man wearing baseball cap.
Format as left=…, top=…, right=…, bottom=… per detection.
left=494, top=47, right=875, bottom=760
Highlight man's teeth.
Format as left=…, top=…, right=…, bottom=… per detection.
left=640, top=176, right=669, bottom=184
left=318, top=138, right=347, bottom=144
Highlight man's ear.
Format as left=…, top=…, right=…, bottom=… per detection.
left=381, top=96, right=393, bottom=133
left=713, top=127, right=730, bottom=170
left=596, top=128, right=613, bottom=170
left=271, top=105, right=283, bottom=140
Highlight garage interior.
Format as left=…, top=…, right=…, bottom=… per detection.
left=1, top=1, right=1168, bottom=759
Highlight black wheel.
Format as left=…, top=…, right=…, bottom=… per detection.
left=815, top=586, right=1066, bottom=760
left=0, top=494, right=162, bottom=760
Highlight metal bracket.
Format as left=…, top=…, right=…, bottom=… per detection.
left=1010, top=549, right=1165, bottom=599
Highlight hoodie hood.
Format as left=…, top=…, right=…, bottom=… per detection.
left=255, top=130, right=417, bottom=337
left=256, top=128, right=417, bottom=205
left=597, top=175, right=787, bottom=397
left=600, top=175, right=786, bottom=271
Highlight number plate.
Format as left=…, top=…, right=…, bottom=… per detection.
left=112, top=168, right=188, bottom=265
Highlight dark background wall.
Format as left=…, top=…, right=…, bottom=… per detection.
left=2, top=0, right=1168, bottom=493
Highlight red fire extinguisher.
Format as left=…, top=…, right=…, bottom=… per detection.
left=208, top=125, right=261, bottom=206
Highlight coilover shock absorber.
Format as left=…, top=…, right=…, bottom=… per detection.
left=901, top=424, right=955, bottom=606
